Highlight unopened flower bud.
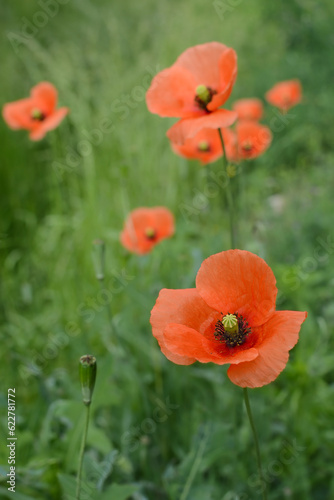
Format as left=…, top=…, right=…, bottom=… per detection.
left=92, top=239, right=105, bottom=281
left=79, top=355, right=97, bottom=406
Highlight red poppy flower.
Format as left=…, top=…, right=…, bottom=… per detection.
left=224, top=121, right=272, bottom=162
left=120, top=207, right=174, bottom=255
left=2, top=82, right=69, bottom=141
left=265, top=79, right=302, bottom=113
left=232, top=98, right=263, bottom=121
left=170, top=128, right=223, bottom=165
left=146, top=42, right=238, bottom=144
left=150, top=250, right=307, bottom=388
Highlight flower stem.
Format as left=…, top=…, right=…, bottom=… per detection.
left=243, top=388, right=267, bottom=500
left=76, top=404, right=91, bottom=500
left=218, top=129, right=236, bottom=248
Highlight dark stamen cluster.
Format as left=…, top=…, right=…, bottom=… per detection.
left=214, top=312, right=252, bottom=348
left=194, top=87, right=217, bottom=111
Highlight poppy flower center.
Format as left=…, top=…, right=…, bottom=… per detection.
left=145, top=227, right=156, bottom=240
left=31, top=108, right=46, bottom=121
left=195, top=84, right=217, bottom=110
left=214, top=313, right=252, bottom=348
left=197, top=141, right=210, bottom=152
left=241, top=140, right=253, bottom=152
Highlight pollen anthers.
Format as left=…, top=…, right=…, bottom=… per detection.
left=214, top=312, right=251, bottom=348
left=195, top=84, right=217, bottom=110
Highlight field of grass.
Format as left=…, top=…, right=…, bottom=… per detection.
left=1, top=0, right=334, bottom=499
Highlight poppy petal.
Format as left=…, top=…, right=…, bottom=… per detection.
left=2, top=98, right=34, bottom=130
left=151, top=207, right=175, bottom=238
left=31, top=81, right=58, bottom=114
left=167, top=109, right=238, bottom=145
left=232, top=98, right=263, bottom=121
left=174, top=43, right=236, bottom=96
left=29, top=107, right=69, bottom=141
left=146, top=66, right=198, bottom=118
left=163, top=323, right=258, bottom=365
left=196, top=250, right=277, bottom=327
left=207, top=48, right=238, bottom=111
left=150, top=288, right=218, bottom=341
left=227, top=310, right=307, bottom=387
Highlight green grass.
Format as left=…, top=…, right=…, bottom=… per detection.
left=1, top=0, right=334, bottom=498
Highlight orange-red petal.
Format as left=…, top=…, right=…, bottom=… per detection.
left=146, top=66, right=198, bottom=118
left=174, top=43, right=237, bottom=111
left=227, top=310, right=307, bottom=387
left=167, top=109, right=238, bottom=145
left=30, top=81, right=58, bottom=114
left=196, top=250, right=277, bottom=327
left=2, top=98, right=35, bottom=130
left=232, top=98, right=263, bottom=121
left=163, top=323, right=258, bottom=365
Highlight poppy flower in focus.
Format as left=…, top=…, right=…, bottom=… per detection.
left=232, top=98, right=263, bottom=121
left=224, top=121, right=272, bottom=162
left=265, top=79, right=302, bottom=113
left=150, top=250, right=307, bottom=388
left=2, top=82, right=69, bottom=141
left=146, top=42, right=238, bottom=145
left=120, top=207, right=174, bottom=255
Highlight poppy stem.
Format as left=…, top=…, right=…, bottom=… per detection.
left=76, top=403, right=90, bottom=500
left=218, top=129, right=237, bottom=249
left=243, top=388, right=268, bottom=500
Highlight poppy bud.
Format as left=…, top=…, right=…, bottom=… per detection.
left=222, top=314, right=239, bottom=334
left=92, top=239, right=105, bottom=281
left=79, top=355, right=97, bottom=406
left=195, top=85, right=211, bottom=105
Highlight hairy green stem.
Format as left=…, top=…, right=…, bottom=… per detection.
left=243, top=388, right=268, bottom=500
left=218, top=129, right=237, bottom=248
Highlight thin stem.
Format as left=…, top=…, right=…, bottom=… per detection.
left=76, top=404, right=91, bottom=500
left=218, top=129, right=236, bottom=248
left=243, top=388, right=267, bottom=500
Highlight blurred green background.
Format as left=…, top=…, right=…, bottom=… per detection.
left=1, top=0, right=334, bottom=498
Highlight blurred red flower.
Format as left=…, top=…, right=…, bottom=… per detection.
left=146, top=42, right=238, bottom=144
left=120, top=207, right=174, bottom=255
left=224, top=121, right=272, bottom=162
left=150, top=250, right=307, bottom=388
left=2, top=82, right=69, bottom=141
left=265, top=79, right=302, bottom=113
left=170, top=128, right=223, bottom=165
left=232, top=98, right=263, bottom=121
